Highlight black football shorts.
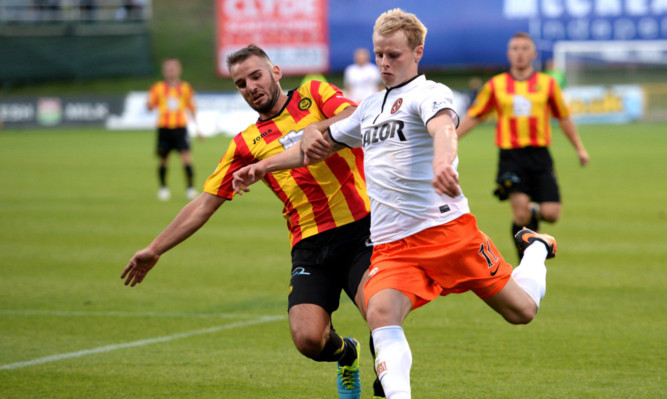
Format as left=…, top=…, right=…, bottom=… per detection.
left=495, top=147, right=560, bottom=203
left=156, top=127, right=190, bottom=157
left=288, top=215, right=372, bottom=314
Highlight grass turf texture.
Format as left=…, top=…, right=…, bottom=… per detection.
left=0, top=123, right=664, bottom=398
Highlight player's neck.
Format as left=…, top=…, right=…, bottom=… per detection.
left=165, top=78, right=181, bottom=86
left=258, top=92, right=289, bottom=120
left=509, top=67, right=534, bottom=81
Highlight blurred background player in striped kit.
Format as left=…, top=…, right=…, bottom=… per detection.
left=457, top=32, right=589, bottom=259
left=148, top=58, right=202, bottom=201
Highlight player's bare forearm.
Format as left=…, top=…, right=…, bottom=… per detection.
left=150, top=192, right=224, bottom=254
left=559, top=117, right=590, bottom=166
left=428, top=112, right=461, bottom=197
left=429, top=112, right=458, bottom=166
left=121, top=192, right=224, bottom=286
left=263, top=143, right=306, bottom=172
left=232, top=145, right=305, bottom=194
left=456, top=115, right=480, bottom=138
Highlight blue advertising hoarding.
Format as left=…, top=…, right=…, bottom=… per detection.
left=328, top=0, right=667, bottom=71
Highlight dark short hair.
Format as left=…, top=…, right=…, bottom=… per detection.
left=225, top=44, right=271, bottom=71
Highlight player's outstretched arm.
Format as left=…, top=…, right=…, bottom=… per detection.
left=121, top=192, right=225, bottom=286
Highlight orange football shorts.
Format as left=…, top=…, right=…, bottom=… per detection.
left=364, top=213, right=513, bottom=310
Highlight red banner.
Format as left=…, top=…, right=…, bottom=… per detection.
left=216, top=0, right=329, bottom=77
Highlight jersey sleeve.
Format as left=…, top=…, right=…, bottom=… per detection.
left=547, top=78, right=570, bottom=119
left=329, top=105, right=363, bottom=148
left=147, top=83, right=159, bottom=109
left=467, top=80, right=495, bottom=119
left=417, top=82, right=460, bottom=127
left=203, top=133, right=257, bottom=200
left=184, top=82, right=196, bottom=113
left=307, top=80, right=356, bottom=117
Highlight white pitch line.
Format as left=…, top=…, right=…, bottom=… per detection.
left=0, top=309, right=276, bottom=319
left=0, top=315, right=285, bottom=371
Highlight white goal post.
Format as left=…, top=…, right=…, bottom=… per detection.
left=553, top=40, right=667, bottom=85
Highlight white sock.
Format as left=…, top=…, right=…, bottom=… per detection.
left=512, top=242, right=548, bottom=308
left=372, top=326, right=412, bottom=399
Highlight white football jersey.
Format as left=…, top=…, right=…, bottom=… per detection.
left=329, top=75, right=470, bottom=244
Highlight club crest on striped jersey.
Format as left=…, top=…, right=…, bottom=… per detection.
left=298, top=98, right=312, bottom=111
left=390, top=98, right=403, bottom=114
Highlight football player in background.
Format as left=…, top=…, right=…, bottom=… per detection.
left=457, top=32, right=589, bottom=259
left=148, top=58, right=202, bottom=201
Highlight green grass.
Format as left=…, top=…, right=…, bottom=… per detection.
left=0, top=123, right=665, bottom=398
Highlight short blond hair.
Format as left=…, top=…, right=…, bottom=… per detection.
left=373, top=8, right=427, bottom=50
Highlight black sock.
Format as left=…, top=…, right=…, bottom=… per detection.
left=512, top=222, right=524, bottom=260
left=527, top=206, right=540, bottom=232
left=184, top=165, right=194, bottom=187
left=158, top=166, right=167, bottom=187
left=313, top=330, right=355, bottom=365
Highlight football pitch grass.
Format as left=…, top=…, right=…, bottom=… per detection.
left=0, top=123, right=664, bottom=398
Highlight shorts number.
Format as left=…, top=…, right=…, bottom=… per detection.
left=478, top=239, right=499, bottom=268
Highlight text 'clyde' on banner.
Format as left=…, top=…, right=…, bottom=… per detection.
left=216, top=0, right=329, bottom=77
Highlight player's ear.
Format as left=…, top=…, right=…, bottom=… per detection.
left=272, top=65, right=282, bottom=82
left=414, top=45, right=424, bottom=63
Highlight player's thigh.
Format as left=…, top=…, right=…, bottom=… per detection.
left=324, top=216, right=372, bottom=314
left=290, top=238, right=345, bottom=315
left=174, top=128, right=191, bottom=152
left=533, top=169, right=561, bottom=204
left=156, top=129, right=172, bottom=158
left=482, top=276, right=537, bottom=324
left=288, top=303, right=331, bottom=338
left=412, top=215, right=513, bottom=299
left=496, top=150, right=528, bottom=198
left=364, top=240, right=441, bottom=311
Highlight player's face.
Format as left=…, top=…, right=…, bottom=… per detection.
left=162, top=60, right=181, bottom=81
left=354, top=48, right=369, bottom=66
left=230, top=55, right=283, bottom=116
left=507, top=37, right=536, bottom=70
left=373, top=30, right=422, bottom=88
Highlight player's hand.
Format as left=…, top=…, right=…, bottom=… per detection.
left=432, top=162, right=461, bottom=197
left=232, top=162, right=267, bottom=194
left=578, top=149, right=590, bottom=166
left=302, top=126, right=331, bottom=165
left=121, top=248, right=160, bottom=287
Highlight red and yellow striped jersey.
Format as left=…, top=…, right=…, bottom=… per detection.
left=467, top=72, right=570, bottom=149
left=203, top=81, right=370, bottom=247
left=148, top=81, right=196, bottom=129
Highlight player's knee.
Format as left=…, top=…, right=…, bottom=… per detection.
left=539, top=203, right=561, bottom=223
left=504, top=305, right=537, bottom=325
left=366, top=305, right=400, bottom=331
left=540, top=210, right=560, bottom=223
left=291, top=329, right=326, bottom=358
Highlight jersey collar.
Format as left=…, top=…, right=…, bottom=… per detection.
left=386, top=74, right=423, bottom=93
